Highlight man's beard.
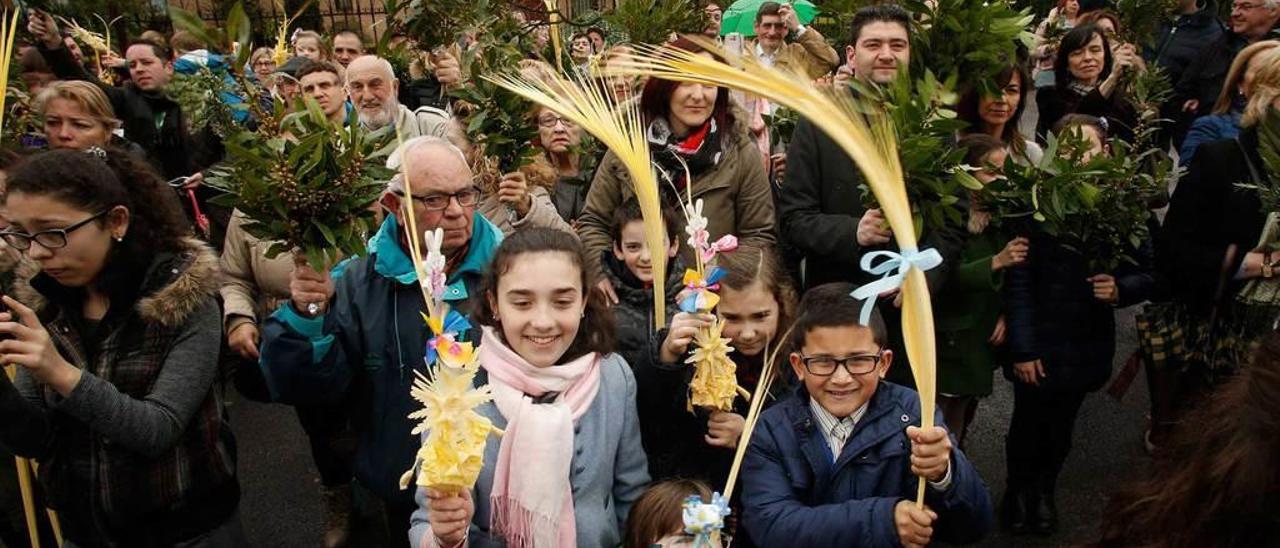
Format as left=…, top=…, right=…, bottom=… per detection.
left=359, top=98, right=400, bottom=129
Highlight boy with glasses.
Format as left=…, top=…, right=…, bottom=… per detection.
left=739, top=283, right=992, bottom=547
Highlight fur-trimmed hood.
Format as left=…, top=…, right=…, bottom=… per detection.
left=12, top=238, right=220, bottom=329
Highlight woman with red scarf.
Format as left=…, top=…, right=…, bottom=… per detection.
left=575, top=37, right=777, bottom=305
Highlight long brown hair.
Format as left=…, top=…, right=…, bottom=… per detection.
left=716, top=245, right=798, bottom=365
left=475, top=228, right=616, bottom=362
left=1098, top=333, right=1280, bottom=547
left=623, top=479, right=713, bottom=548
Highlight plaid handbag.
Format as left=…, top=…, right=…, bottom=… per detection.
left=1135, top=243, right=1244, bottom=379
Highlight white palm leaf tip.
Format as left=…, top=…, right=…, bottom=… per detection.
left=611, top=35, right=938, bottom=497
left=483, top=69, right=669, bottom=328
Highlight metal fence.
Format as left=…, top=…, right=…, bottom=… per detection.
left=163, top=0, right=391, bottom=42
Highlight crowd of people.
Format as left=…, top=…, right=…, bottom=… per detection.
left=0, top=0, right=1278, bottom=547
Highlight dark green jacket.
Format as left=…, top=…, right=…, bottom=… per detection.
left=934, top=228, right=1007, bottom=397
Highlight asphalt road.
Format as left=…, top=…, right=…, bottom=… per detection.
left=225, top=306, right=1149, bottom=548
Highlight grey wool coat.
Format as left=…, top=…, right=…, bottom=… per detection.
left=408, top=352, right=651, bottom=548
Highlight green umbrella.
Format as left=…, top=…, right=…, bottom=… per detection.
left=719, top=0, right=818, bottom=37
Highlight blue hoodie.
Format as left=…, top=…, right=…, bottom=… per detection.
left=259, top=213, right=502, bottom=506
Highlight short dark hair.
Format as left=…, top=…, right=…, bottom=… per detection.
left=755, top=1, right=781, bottom=24
left=586, top=27, right=607, bottom=40
left=477, top=228, right=616, bottom=361
left=126, top=39, right=172, bottom=62
left=849, top=4, right=912, bottom=44
left=1054, top=24, right=1114, bottom=91
left=609, top=199, right=680, bottom=245
left=957, top=133, right=1006, bottom=166
left=791, top=282, right=887, bottom=350
left=1052, top=113, right=1109, bottom=142
left=295, top=59, right=342, bottom=82
left=334, top=29, right=366, bottom=44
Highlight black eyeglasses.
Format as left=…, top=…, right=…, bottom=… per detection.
left=537, top=114, right=576, bottom=129
left=1, top=210, right=110, bottom=250
left=799, top=350, right=885, bottom=377
left=397, top=187, right=482, bottom=211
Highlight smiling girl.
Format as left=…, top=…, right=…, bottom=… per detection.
left=642, top=245, right=796, bottom=485
left=409, top=228, right=649, bottom=548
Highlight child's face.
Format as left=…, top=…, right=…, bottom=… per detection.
left=490, top=251, right=586, bottom=367
left=1070, top=125, right=1107, bottom=163
left=790, top=325, right=892, bottom=419
left=613, top=220, right=676, bottom=284
left=295, top=37, right=322, bottom=61
left=719, top=281, right=779, bottom=357
left=976, top=148, right=1008, bottom=185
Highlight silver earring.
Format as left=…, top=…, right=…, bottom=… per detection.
left=115, top=236, right=123, bottom=242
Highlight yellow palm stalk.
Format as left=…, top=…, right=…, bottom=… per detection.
left=610, top=38, right=938, bottom=506
left=57, top=16, right=108, bottom=53
left=3, top=14, right=62, bottom=546
left=483, top=68, right=669, bottom=328
left=272, top=0, right=316, bottom=65
left=543, top=0, right=564, bottom=71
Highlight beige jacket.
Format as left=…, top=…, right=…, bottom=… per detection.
left=576, top=125, right=776, bottom=276
left=754, top=26, right=840, bottom=80
left=219, top=210, right=294, bottom=334
left=393, top=104, right=451, bottom=141
left=478, top=185, right=575, bottom=236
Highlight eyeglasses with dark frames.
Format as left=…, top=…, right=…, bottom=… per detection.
left=1, top=210, right=110, bottom=250
left=798, top=350, right=885, bottom=377
left=396, top=187, right=483, bottom=211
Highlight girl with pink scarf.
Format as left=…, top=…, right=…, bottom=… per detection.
left=409, top=228, right=651, bottom=548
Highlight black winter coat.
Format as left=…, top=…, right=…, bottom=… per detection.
left=1036, top=84, right=1138, bottom=144
left=601, top=251, right=683, bottom=375
left=778, top=116, right=964, bottom=290
left=1159, top=127, right=1269, bottom=313
left=36, top=44, right=220, bottom=179
left=1176, top=26, right=1280, bottom=121
left=1005, top=227, right=1155, bottom=393
left=1147, top=1, right=1226, bottom=146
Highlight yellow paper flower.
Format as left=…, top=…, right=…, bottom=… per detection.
left=686, top=319, right=739, bottom=412
left=401, top=356, right=501, bottom=493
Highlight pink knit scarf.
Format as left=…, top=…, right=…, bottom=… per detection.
left=478, top=326, right=601, bottom=548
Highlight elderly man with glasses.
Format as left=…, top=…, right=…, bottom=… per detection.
left=258, top=136, right=504, bottom=547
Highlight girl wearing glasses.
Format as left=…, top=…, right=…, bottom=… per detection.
left=0, top=148, right=243, bottom=545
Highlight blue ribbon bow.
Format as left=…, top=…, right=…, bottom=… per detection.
left=849, top=248, right=944, bottom=325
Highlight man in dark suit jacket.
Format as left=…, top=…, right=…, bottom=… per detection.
left=779, top=3, right=962, bottom=383
left=780, top=4, right=959, bottom=290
